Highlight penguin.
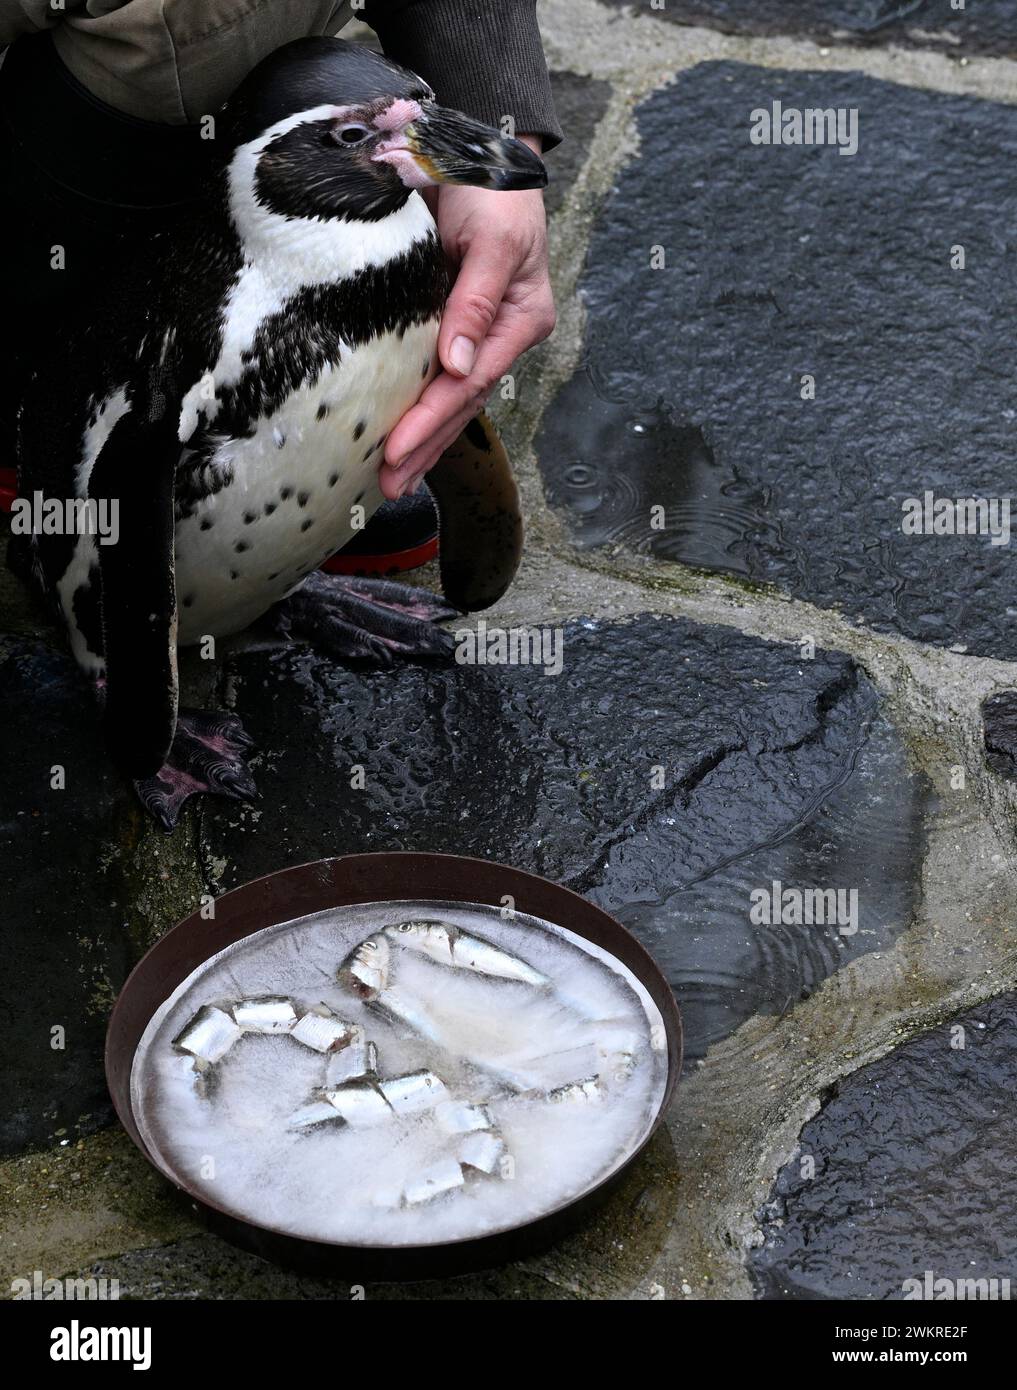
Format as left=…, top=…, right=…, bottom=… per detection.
left=14, top=37, right=545, bottom=829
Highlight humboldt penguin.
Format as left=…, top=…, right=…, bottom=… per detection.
left=14, top=37, right=544, bottom=828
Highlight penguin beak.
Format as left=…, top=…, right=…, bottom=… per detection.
left=373, top=104, right=548, bottom=191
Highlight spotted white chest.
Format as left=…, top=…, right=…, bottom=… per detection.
left=174, top=316, right=439, bottom=644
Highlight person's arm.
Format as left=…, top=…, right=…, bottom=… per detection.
left=0, top=0, right=62, bottom=47
left=362, top=0, right=562, bottom=152
left=363, top=1, right=560, bottom=498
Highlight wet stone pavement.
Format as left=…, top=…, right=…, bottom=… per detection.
left=604, top=0, right=1017, bottom=58
left=751, top=991, right=1017, bottom=1300
left=3, top=0, right=1017, bottom=1300
left=204, top=621, right=929, bottom=1062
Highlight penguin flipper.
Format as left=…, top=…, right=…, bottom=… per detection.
left=425, top=411, right=523, bottom=612
left=90, top=402, right=180, bottom=779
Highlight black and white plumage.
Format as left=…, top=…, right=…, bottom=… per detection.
left=16, top=37, right=543, bottom=825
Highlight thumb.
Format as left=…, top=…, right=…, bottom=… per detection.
left=438, top=236, right=515, bottom=379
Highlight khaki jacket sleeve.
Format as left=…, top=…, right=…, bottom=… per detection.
left=0, top=1, right=560, bottom=148
left=2, top=1, right=352, bottom=124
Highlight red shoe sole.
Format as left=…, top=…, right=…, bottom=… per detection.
left=321, top=535, right=438, bottom=576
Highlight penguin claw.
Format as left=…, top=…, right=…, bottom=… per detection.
left=133, top=710, right=258, bottom=831
left=275, top=571, right=459, bottom=664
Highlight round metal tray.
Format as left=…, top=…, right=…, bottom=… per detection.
left=106, top=852, right=682, bottom=1280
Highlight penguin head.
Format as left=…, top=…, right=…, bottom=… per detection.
left=220, top=37, right=547, bottom=225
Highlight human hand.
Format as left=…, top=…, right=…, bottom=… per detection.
left=378, top=135, right=555, bottom=500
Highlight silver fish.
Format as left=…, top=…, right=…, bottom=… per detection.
left=288, top=1100, right=346, bottom=1131
left=372, top=985, right=442, bottom=1042
left=378, top=1070, right=448, bottom=1116
left=403, top=1157, right=464, bottom=1206
left=232, top=996, right=298, bottom=1034
left=324, top=1081, right=393, bottom=1128
left=290, top=1006, right=356, bottom=1053
left=172, top=1005, right=241, bottom=1065
left=547, top=1077, right=602, bottom=1105
left=324, top=1032, right=378, bottom=1087
left=434, top=1100, right=493, bottom=1135
left=169, top=1052, right=212, bottom=1100
left=385, top=919, right=548, bottom=987
left=385, top=920, right=455, bottom=966
left=497, top=1043, right=602, bottom=1093
left=450, top=931, right=548, bottom=987
left=458, top=1131, right=505, bottom=1175
left=340, top=933, right=390, bottom=998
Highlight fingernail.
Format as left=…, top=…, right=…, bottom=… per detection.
left=449, top=335, right=475, bottom=376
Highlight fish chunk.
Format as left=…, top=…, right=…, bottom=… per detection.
left=324, top=1031, right=378, bottom=1087
left=288, top=1100, right=345, bottom=1131
left=290, top=1006, right=356, bottom=1053
left=385, top=919, right=455, bottom=966
left=434, top=1100, right=493, bottom=1135
left=232, top=996, right=298, bottom=1034
left=459, top=1131, right=505, bottom=1175
left=378, top=1070, right=448, bottom=1116
left=324, top=1081, right=393, bottom=1128
left=340, top=933, right=390, bottom=998
left=403, top=1158, right=464, bottom=1206
left=172, top=1005, right=241, bottom=1065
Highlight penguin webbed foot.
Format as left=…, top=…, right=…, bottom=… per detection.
left=274, top=571, right=461, bottom=665
left=133, top=710, right=257, bottom=831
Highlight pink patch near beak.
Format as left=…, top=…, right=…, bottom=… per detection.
left=372, top=99, right=434, bottom=188
left=374, top=98, right=423, bottom=132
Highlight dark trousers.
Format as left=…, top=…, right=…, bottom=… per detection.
left=0, top=33, right=211, bottom=467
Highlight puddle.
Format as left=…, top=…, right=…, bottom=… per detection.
left=537, top=65, right=1017, bottom=656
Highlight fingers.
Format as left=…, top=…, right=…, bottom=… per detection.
left=436, top=227, right=517, bottom=380
left=380, top=304, right=534, bottom=499
left=379, top=168, right=555, bottom=501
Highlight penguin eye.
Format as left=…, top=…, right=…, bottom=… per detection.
left=333, top=123, right=372, bottom=146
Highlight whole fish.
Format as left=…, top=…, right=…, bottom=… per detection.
left=450, top=929, right=548, bottom=986
left=547, top=1077, right=602, bottom=1105
left=371, top=984, right=443, bottom=1042
left=493, top=1042, right=602, bottom=1093
left=387, top=918, right=549, bottom=987
left=384, top=919, right=455, bottom=966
